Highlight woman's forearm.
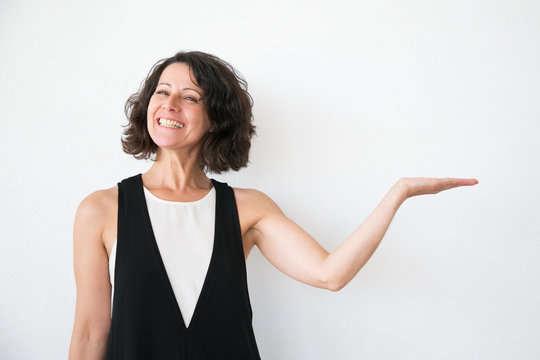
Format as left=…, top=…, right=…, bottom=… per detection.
left=322, top=179, right=408, bottom=291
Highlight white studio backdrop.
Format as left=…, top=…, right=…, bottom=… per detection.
left=1, top=0, right=539, bottom=358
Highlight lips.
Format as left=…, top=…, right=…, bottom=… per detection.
left=156, top=117, right=185, bottom=129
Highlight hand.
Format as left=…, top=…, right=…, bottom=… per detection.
left=400, top=177, right=479, bottom=198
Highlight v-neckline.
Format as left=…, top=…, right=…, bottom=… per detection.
left=136, top=173, right=218, bottom=331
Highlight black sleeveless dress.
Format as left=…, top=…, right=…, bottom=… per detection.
left=105, top=173, right=261, bottom=359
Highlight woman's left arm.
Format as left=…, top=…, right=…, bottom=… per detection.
left=247, top=177, right=478, bottom=292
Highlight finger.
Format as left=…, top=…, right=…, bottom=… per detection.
left=458, top=178, right=478, bottom=186
left=444, top=178, right=478, bottom=189
left=437, top=178, right=477, bottom=192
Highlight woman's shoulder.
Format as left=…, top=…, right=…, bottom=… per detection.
left=232, top=186, right=283, bottom=218
left=230, top=187, right=279, bottom=238
left=74, top=185, right=118, bottom=236
left=232, top=186, right=273, bottom=204
left=78, top=185, right=117, bottom=214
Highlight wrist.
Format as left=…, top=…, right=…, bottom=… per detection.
left=393, top=178, right=410, bottom=203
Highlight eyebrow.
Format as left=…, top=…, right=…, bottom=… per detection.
left=157, top=83, right=202, bottom=95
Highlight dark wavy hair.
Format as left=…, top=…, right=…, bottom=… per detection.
left=120, top=50, right=256, bottom=174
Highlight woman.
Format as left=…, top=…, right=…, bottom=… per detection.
left=69, top=51, right=478, bottom=359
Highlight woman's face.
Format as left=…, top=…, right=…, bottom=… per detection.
left=147, top=62, right=211, bottom=152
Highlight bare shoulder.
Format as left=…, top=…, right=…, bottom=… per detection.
left=232, top=187, right=284, bottom=236
left=76, top=186, right=117, bottom=223
left=74, top=185, right=118, bottom=248
left=233, top=187, right=283, bottom=212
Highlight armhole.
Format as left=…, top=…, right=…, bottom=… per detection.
left=229, top=186, right=248, bottom=267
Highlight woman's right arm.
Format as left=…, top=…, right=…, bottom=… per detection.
left=69, top=191, right=112, bottom=360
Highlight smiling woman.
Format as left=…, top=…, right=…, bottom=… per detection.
left=120, top=51, right=255, bottom=173
left=68, top=50, right=478, bottom=360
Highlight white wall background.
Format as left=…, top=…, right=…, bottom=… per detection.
left=1, top=0, right=539, bottom=358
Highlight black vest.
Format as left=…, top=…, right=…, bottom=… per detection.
left=105, top=173, right=261, bottom=359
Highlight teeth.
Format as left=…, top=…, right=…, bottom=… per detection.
left=158, top=118, right=184, bottom=128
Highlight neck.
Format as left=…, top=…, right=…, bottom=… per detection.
left=142, top=148, right=212, bottom=192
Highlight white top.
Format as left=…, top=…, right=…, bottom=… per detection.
left=109, top=184, right=216, bottom=328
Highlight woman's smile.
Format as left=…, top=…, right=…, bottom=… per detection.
left=146, top=62, right=211, bottom=149
left=156, top=117, right=185, bottom=129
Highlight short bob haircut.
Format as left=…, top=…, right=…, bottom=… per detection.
left=121, top=50, right=256, bottom=174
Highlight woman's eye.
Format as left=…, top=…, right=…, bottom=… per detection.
left=156, top=90, right=168, bottom=95
left=185, top=96, right=199, bottom=102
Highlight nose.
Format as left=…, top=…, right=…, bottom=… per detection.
left=162, top=95, right=180, bottom=112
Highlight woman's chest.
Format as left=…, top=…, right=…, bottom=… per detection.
left=101, top=188, right=258, bottom=262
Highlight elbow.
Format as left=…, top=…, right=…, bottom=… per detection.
left=327, top=280, right=345, bottom=292
left=71, top=330, right=109, bottom=347
left=320, top=263, right=346, bottom=292
left=321, top=273, right=345, bottom=292
left=70, top=322, right=110, bottom=356
left=320, top=254, right=349, bottom=291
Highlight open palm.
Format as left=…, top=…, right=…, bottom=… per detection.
left=402, top=177, right=479, bottom=198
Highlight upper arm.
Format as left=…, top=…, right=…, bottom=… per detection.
left=70, top=191, right=112, bottom=348
left=244, top=189, right=332, bottom=290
